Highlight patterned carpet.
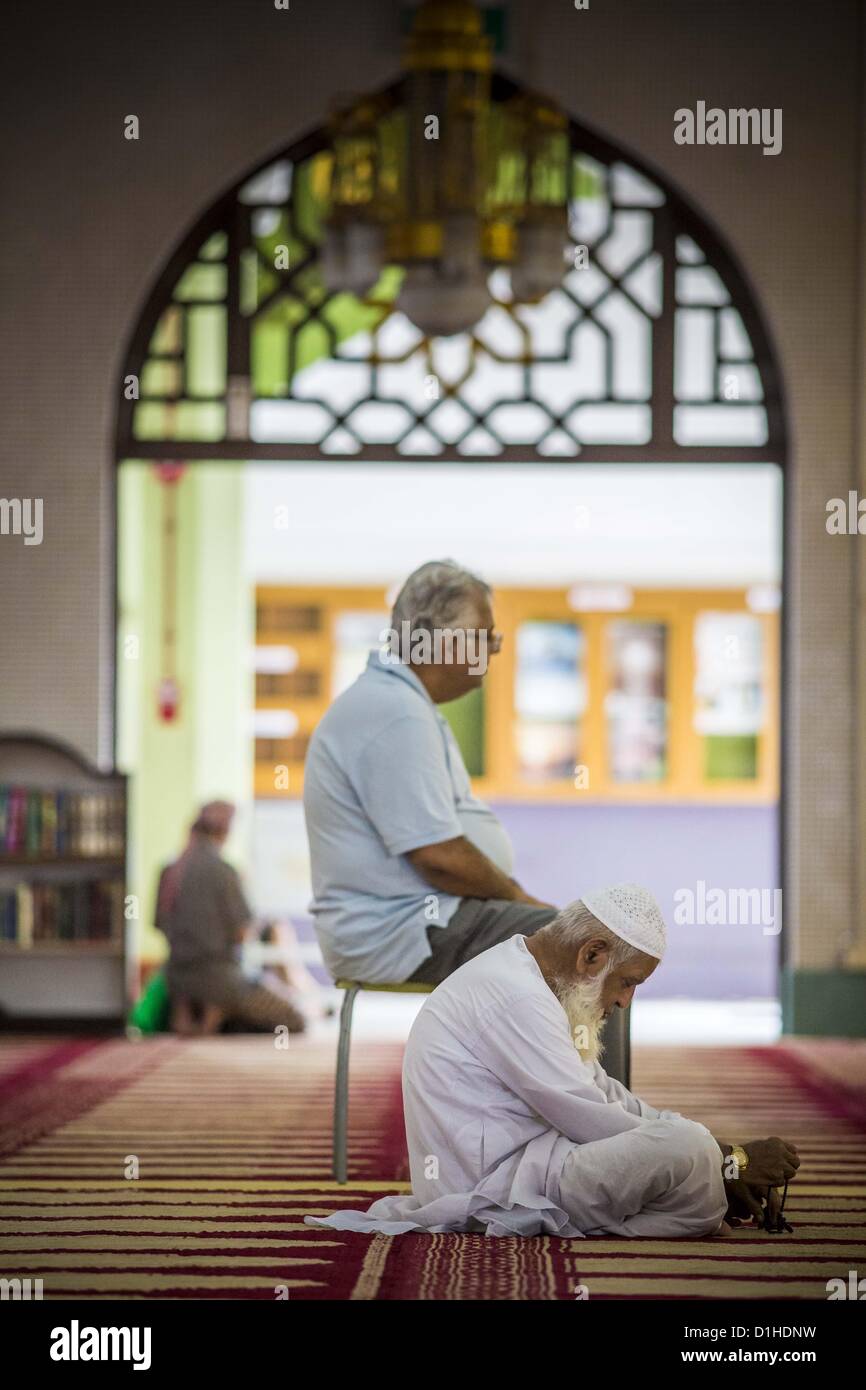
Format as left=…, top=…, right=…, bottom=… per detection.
left=0, top=1032, right=864, bottom=1299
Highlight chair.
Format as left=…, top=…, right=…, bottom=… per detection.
left=332, top=979, right=435, bottom=1183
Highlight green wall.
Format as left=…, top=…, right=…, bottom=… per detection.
left=782, top=969, right=866, bottom=1037
left=117, top=462, right=253, bottom=967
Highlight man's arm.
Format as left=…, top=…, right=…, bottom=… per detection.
left=715, top=1136, right=801, bottom=1187
left=589, top=1059, right=699, bottom=1127
left=594, top=1062, right=799, bottom=1186
left=406, top=836, right=551, bottom=906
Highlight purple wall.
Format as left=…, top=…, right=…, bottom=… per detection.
left=494, top=802, right=779, bottom=999
left=288, top=802, right=779, bottom=1000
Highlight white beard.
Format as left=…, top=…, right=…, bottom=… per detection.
left=554, top=974, right=608, bottom=1064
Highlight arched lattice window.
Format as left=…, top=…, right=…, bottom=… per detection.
left=115, top=75, right=786, bottom=466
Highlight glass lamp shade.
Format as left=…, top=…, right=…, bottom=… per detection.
left=510, top=211, right=569, bottom=303
left=397, top=261, right=490, bottom=337
left=344, top=221, right=385, bottom=296
left=396, top=211, right=490, bottom=336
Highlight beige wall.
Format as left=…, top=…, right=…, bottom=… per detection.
left=1, top=0, right=863, bottom=979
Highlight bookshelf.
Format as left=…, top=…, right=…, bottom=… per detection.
left=0, top=734, right=128, bottom=1029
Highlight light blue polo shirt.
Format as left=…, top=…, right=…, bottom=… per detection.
left=303, top=649, right=514, bottom=984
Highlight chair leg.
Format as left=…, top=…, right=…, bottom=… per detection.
left=603, top=1004, right=631, bottom=1088
left=333, top=985, right=359, bottom=1184
left=622, top=1003, right=631, bottom=1091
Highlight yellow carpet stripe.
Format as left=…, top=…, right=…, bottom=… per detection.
left=0, top=1178, right=412, bottom=1191
left=0, top=1233, right=344, bottom=1248
left=569, top=1257, right=865, bottom=1277
left=350, top=1232, right=392, bottom=1300
left=35, top=1275, right=326, bottom=1292
left=0, top=1253, right=332, bottom=1269
left=578, top=1277, right=839, bottom=1298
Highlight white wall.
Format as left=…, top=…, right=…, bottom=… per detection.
left=243, top=463, right=782, bottom=589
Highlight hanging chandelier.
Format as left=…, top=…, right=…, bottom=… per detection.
left=319, top=0, right=570, bottom=338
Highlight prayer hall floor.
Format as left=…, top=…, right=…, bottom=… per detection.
left=0, top=1030, right=864, bottom=1300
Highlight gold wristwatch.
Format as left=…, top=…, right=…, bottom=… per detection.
left=730, top=1144, right=750, bottom=1176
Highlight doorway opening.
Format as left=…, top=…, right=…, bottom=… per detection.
left=114, top=77, right=788, bottom=1041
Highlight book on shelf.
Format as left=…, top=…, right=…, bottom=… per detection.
left=0, top=785, right=124, bottom=859
left=0, top=879, right=124, bottom=947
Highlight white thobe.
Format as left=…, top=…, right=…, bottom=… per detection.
left=307, top=935, right=727, bottom=1238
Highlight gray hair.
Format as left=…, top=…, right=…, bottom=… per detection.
left=541, top=900, right=639, bottom=971
left=390, top=560, right=492, bottom=635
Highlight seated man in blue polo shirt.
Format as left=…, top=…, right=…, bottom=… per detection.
left=303, top=559, right=556, bottom=987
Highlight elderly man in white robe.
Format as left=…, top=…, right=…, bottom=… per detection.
left=308, top=885, right=800, bottom=1238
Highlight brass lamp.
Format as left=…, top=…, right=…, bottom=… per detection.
left=320, top=0, right=570, bottom=335
left=393, top=0, right=492, bottom=336
left=320, top=97, right=388, bottom=298
left=508, top=95, right=570, bottom=303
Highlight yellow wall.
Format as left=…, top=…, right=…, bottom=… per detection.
left=253, top=583, right=780, bottom=805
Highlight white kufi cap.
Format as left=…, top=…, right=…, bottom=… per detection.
left=580, top=883, right=667, bottom=960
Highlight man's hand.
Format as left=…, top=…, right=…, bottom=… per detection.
left=737, top=1137, right=800, bottom=1187
left=717, top=1136, right=798, bottom=1232
left=724, top=1179, right=766, bottom=1225
left=724, top=1180, right=788, bottom=1230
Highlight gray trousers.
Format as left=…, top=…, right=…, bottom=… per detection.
left=404, top=896, right=631, bottom=1087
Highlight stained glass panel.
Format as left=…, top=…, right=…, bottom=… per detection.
left=123, top=88, right=777, bottom=462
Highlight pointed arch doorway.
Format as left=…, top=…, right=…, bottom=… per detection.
left=113, top=73, right=788, bottom=1028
